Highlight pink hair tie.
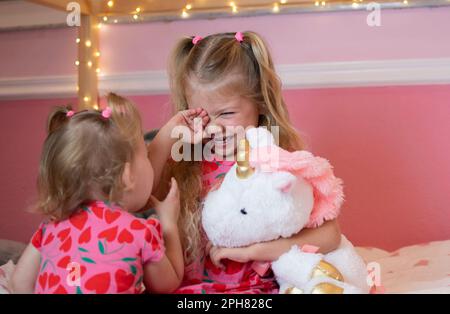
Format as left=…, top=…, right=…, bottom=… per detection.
left=102, top=107, right=112, bottom=119
left=235, top=32, right=244, bottom=43
left=192, top=36, right=202, bottom=45
left=66, top=110, right=75, bottom=118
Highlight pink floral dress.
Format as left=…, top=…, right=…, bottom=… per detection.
left=175, top=160, right=279, bottom=294
left=31, top=200, right=164, bottom=294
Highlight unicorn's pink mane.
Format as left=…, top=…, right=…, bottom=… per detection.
left=250, top=145, right=344, bottom=228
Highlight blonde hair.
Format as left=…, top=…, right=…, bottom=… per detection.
left=168, top=31, right=304, bottom=263
left=35, top=93, right=143, bottom=221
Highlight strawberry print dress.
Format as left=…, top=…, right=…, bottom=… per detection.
left=31, top=200, right=164, bottom=294
left=175, top=160, right=279, bottom=294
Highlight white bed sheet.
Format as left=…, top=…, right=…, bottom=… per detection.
left=356, top=239, right=450, bottom=294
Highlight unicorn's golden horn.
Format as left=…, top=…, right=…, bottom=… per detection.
left=236, top=138, right=254, bottom=179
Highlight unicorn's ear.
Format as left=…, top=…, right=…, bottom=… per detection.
left=272, top=171, right=297, bottom=194
left=246, top=127, right=275, bottom=148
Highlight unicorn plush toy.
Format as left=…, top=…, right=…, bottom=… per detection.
left=202, top=127, right=370, bottom=294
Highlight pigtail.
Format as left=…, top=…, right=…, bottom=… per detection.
left=244, top=31, right=304, bottom=151
left=167, top=37, right=207, bottom=263
left=46, top=105, right=73, bottom=134
left=169, top=37, right=196, bottom=111
left=105, top=92, right=143, bottom=146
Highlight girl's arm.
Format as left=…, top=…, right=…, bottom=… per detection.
left=144, top=178, right=184, bottom=293
left=143, top=225, right=184, bottom=293
left=147, top=108, right=209, bottom=193
left=210, top=219, right=341, bottom=267
left=10, top=244, right=40, bottom=294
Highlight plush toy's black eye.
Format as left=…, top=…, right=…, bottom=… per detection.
left=240, top=208, right=247, bottom=215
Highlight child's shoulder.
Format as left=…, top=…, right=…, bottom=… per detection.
left=32, top=200, right=162, bottom=250
left=37, top=201, right=154, bottom=234
left=86, top=200, right=157, bottom=227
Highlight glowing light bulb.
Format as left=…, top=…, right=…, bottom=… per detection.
left=76, top=37, right=80, bottom=44
left=75, top=60, right=80, bottom=66
left=181, top=10, right=189, bottom=18
left=133, top=14, right=139, bottom=20
left=186, top=4, right=192, bottom=10
left=136, top=7, right=141, bottom=13
left=107, top=1, right=114, bottom=8
left=87, top=61, right=93, bottom=68
left=95, top=51, right=101, bottom=57
left=85, top=40, right=91, bottom=47
left=103, top=16, right=108, bottom=22
left=272, top=3, right=280, bottom=13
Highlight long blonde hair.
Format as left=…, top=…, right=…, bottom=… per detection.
left=34, top=93, right=143, bottom=221
left=168, top=31, right=304, bottom=263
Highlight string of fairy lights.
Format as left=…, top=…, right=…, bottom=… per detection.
left=75, top=23, right=102, bottom=109
left=72, top=0, right=413, bottom=108
left=97, top=1, right=413, bottom=22
left=180, top=1, right=411, bottom=17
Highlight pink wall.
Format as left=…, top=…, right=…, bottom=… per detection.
left=0, top=28, right=77, bottom=78
left=1, top=7, right=449, bottom=78
left=284, top=85, right=450, bottom=250
left=0, top=98, right=77, bottom=242
left=99, top=7, right=450, bottom=74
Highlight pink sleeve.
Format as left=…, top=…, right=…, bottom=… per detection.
left=31, top=223, right=45, bottom=250
left=141, top=218, right=165, bottom=265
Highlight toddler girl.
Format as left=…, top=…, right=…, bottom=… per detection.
left=11, top=94, right=184, bottom=294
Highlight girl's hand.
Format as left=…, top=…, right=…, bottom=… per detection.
left=209, top=244, right=256, bottom=269
left=149, top=177, right=180, bottom=233
left=166, top=108, right=210, bottom=144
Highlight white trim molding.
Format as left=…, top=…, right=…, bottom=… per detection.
left=1, top=58, right=450, bottom=100
left=0, top=75, right=77, bottom=100
left=278, top=58, right=450, bottom=89
left=99, top=70, right=169, bottom=96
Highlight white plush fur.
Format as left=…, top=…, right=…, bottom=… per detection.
left=202, top=127, right=370, bottom=294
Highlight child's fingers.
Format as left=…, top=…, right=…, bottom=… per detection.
left=181, top=108, right=202, bottom=120
left=209, top=247, right=225, bottom=270
left=179, top=110, right=198, bottom=126
left=149, top=195, right=160, bottom=207
left=182, top=108, right=209, bottom=125
left=192, top=118, right=204, bottom=144
left=201, top=114, right=210, bottom=126
left=166, top=177, right=179, bottom=200
left=205, top=241, right=213, bottom=255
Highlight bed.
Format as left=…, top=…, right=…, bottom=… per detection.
left=1, top=239, right=449, bottom=294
